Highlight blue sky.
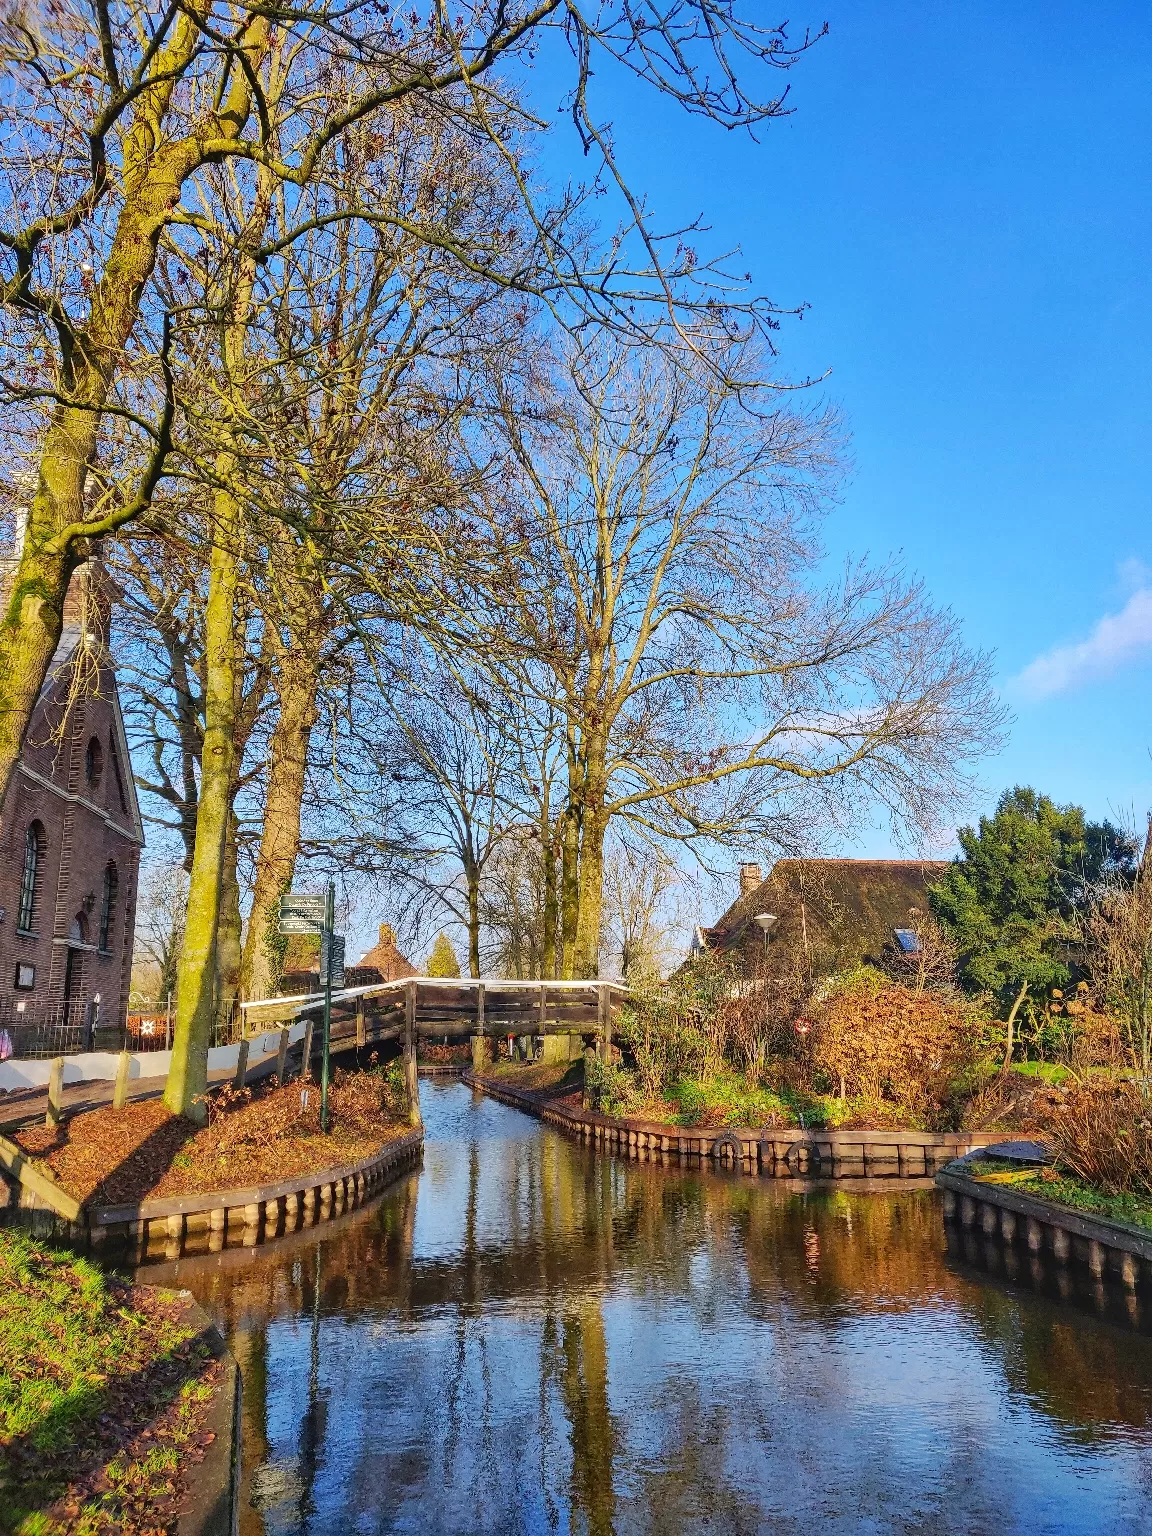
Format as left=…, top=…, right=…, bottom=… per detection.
left=537, top=1, right=1152, bottom=851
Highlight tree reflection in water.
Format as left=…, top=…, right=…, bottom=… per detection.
left=142, top=1082, right=1152, bottom=1535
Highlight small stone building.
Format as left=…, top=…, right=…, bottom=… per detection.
left=356, top=923, right=418, bottom=982
left=691, top=858, right=948, bottom=981
left=278, top=922, right=418, bottom=995
left=0, top=557, right=143, bottom=1039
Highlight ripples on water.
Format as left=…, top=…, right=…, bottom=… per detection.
left=143, top=1081, right=1152, bottom=1535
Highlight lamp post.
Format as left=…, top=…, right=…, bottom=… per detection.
left=753, top=913, right=778, bottom=948
left=752, top=914, right=777, bottom=1068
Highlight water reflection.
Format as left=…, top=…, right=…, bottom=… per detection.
left=144, top=1082, right=1152, bottom=1535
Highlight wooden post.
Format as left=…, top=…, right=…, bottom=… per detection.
left=404, top=980, right=421, bottom=1127
left=276, top=1028, right=290, bottom=1086
left=112, top=1049, right=131, bottom=1111
left=45, top=1056, right=64, bottom=1128
left=538, top=984, right=547, bottom=1046
left=471, top=982, right=490, bottom=1072
left=598, top=984, right=611, bottom=1059
left=301, top=1015, right=315, bottom=1079
left=356, top=1001, right=366, bottom=1051
left=232, top=1037, right=250, bottom=1091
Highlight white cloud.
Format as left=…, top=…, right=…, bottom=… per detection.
left=1014, top=585, right=1152, bottom=700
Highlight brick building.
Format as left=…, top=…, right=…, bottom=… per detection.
left=0, top=556, right=143, bottom=1042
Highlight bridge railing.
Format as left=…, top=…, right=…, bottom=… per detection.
left=238, top=976, right=630, bottom=1043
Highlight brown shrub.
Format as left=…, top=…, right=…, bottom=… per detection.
left=1031, top=1077, right=1152, bottom=1197
left=811, top=966, right=984, bottom=1129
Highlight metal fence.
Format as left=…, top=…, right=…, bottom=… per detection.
left=0, top=998, right=124, bottom=1061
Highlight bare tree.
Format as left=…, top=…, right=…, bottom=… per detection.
left=484, top=332, right=1005, bottom=976
left=601, top=842, right=681, bottom=980
left=133, top=861, right=189, bottom=1009
left=1086, top=856, right=1152, bottom=1086
left=0, top=0, right=824, bottom=823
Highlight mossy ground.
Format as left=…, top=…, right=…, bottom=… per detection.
left=0, top=1231, right=220, bottom=1534
left=1013, top=1169, right=1152, bottom=1233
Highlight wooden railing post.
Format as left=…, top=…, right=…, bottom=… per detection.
left=276, top=1028, right=290, bottom=1086
left=113, top=1048, right=132, bottom=1110
left=598, top=984, right=612, bottom=1059
left=355, top=1001, right=365, bottom=1051
left=404, top=980, right=421, bottom=1126
left=232, top=1037, right=250, bottom=1091
left=538, top=984, right=547, bottom=1050
left=45, top=1055, right=64, bottom=1128
left=300, top=1015, right=315, bottom=1079
left=471, top=983, right=491, bottom=1072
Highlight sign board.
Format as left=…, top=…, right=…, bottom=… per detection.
left=320, top=931, right=346, bottom=988
left=278, top=892, right=327, bottom=936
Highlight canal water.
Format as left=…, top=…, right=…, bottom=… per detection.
left=143, top=1080, right=1152, bottom=1535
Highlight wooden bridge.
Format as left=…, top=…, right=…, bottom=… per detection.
left=238, top=977, right=630, bottom=1068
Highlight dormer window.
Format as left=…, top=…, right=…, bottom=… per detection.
left=85, top=735, right=103, bottom=790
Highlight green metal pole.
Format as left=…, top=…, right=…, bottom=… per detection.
left=320, top=881, right=335, bottom=1133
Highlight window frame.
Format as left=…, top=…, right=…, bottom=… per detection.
left=17, top=822, right=43, bottom=935
left=98, top=861, right=118, bottom=952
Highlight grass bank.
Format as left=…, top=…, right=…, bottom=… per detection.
left=0, top=1231, right=221, bottom=1534
left=1010, top=1171, right=1152, bottom=1233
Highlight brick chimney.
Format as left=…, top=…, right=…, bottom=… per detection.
left=739, top=862, right=762, bottom=897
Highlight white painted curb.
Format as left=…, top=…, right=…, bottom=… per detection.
left=0, top=1023, right=307, bottom=1093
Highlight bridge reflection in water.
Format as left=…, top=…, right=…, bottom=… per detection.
left=144, top=1082, right=1152, bottom=1535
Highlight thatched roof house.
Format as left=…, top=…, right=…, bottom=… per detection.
left=691, top=859, right=947, bottom=979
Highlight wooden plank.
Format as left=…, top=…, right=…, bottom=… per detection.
left=404, top=981, right=420, bottom=1126
left=937, top=1166, right=1152, bottom=1261
left=90, top=1128, right=425, bottom=1226
left=0, top=1132, right=82, bottom=1222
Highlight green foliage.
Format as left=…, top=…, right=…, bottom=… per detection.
left=1015, top=1172, right=1152, bottom=1232
left=584, top=1053, right=639, bottom=1117
left=930, top=786, right=1136, bottom=1013
left=664, top=1071, right=796, bottom=1128
left=615, top=954, right=734, bottom=1099
left=426, top=932, right=461, bottom=977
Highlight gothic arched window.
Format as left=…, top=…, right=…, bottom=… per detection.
left=18, top=821, right=44, bottom=932
left=99, top=861, right=118, bottom=952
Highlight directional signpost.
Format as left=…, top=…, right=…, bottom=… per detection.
left=279, top=884, right=338, bottom=1132
left=320, top=931, right=346, bottom=989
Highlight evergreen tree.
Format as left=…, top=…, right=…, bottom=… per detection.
left=427, top=933, right=462, bottom=978
left=930, top=786, right=1136, bottom=1016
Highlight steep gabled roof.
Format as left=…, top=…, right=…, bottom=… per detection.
left=357, top=923, right=418, bottom=981
left=701, top=858, right=948, bottom=973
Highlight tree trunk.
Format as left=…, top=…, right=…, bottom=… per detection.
left=215, top=813, right=243, bottom=1038
left=574, top=802, right=607, bottom=979
left=0, top=10, right=252, bottom=803
left=1000, top=980, right=1029, bottom=1074
left=0, top=537, right=81, bottom=806
left=541, top=824, right=559, bottom=980
left=164, top=524, right=239, bottom=1119
left=466, top=863, right=482, bottom=978
left=560, top=801, right=581, bottom=979
left=240, top=641, right=321, bottom=1001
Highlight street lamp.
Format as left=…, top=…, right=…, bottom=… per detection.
left=751, top=915, right=777, bottom=1067
left=752, top=913, right=777, bottom=946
